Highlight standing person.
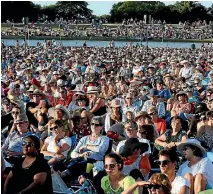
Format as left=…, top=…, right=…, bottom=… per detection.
left=177, top=139, right=213, bottom=194
left=101, top=153, right=139, bottom=194
left=157, top=148, right=190, bottom=194
left=3, top=135, right=53, bottom=194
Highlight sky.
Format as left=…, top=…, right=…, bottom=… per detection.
left=32, top=1, right=213, bottom=16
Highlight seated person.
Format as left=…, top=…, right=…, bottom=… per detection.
left=41, top=119, right=71, bottom=165
left=157, top=148, right=190, bottom=194
left=116, top=121, right=151, bottom=157
left=120, top=138, right=151, bottom=179
left=2, top=114, right=33, bottom=158
left=122, top=173, right=172, bottom=194
left=155, top=116, right=187, bottom=151
left=177, top=139, right=213, bottom=194
left=60, top=117, right=110, bottom=181
left=3, top=135, right=53, bottom=194
left=101, top=153, right=139, bottom=194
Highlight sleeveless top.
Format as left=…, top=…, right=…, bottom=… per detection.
left=90, top=98, right=107, bottom=116
left=155, top=129, right=186, bottom=151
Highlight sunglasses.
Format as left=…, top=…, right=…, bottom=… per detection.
left=183, top=146, right=190, bottom=151
left=104, top=163, right=117, bottom=169
left=146, top=184, right=162, bottom=190
left=156, top=160, right=171, bottom=166
left=22, top=141, right=35, bottom=147
left=12, top=111, right=20, bottom=115
left=91, top=123, right=101, bottom=127
left=126, top=98, right=132, bottom=99
left=16, top=121, right=26, bottom=125
left=149, top=112, right=156, bottom=116
left=49, top=125, right=58, bottom=131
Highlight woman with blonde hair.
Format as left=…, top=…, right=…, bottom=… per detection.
left=41, top=119, right=71, bottom=165
left=122, top=173, right=172, bottom=194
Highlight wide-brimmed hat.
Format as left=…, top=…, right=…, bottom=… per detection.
left=29, top=89, right=45, bottom=98
left=135, top=111, right=151, bottom=120
left=48, top=104, right=71, bottom=119
left=176, top=91, right=187, bottom=97
left=86, top=86, right=99, bottom=94
left=111, top=99, right=121, bottom=108
left=120, top=138, right=149, bottom=157
left=177, top=139, right=206, bottom=157
left=27, top=85, right=38, bottom=92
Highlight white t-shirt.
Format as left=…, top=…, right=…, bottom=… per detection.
left=45, top=136, right=72, bottom=157
left=177, top=157, right=213, bottom=188
left=171, top=176, right=190, bottom=194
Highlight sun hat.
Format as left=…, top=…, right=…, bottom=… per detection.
left=177, top=139, right=206, bottom=157
left=48, top=104, right=71, bottom=119
left=147, top=64, right=155, bottom=69
left=29, top=89, right=45, bottom=98
left=120, top=138, right=149, bottom=157
left=111, top=99, right=121, bottom=108
left=135, top=111, right=152, bottom=120
left=176, top=91, right=187, bottom=97
left=53, top=71, right=59, bottom=75
left=86, top=86, right=99, bottom=94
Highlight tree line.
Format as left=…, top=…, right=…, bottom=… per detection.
left=1, top=1, right=213, bottom=24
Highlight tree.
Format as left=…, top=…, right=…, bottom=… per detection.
left=1, top=1, right=41, bottom=22
left=55, top=1, right=92, bottom=19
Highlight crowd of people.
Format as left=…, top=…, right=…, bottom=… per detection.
left=1, top=39, right=213, bottom=194
left=2, top=19, right=213, bottom=40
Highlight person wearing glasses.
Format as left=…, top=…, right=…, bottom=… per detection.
left=101, top=153, right=139, bottom=194
left=60, top=117, right=110, bottom=181
left=122, top=173, right=172, bottom=194
left=177, top=139, right=213, bottom=194
left=40, top=119, right=71, bottom=165
left=2, top=114, right=33, bottom=159
left=3, top=135, right=53, bottom=194
left=148, top=106, right=167, bottom=135
left=157, top=148, right=190, bottom=194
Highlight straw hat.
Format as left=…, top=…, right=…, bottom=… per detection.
left=111, top=99, right=121, bottom=108
left=29, top=89, right=45, bottom=98
left=86, top=86, right=99, bottom=94
left=27, top=85, right=38, bottom=92
left=177, top=139, right=206, bottom=157
left=48, top=104, right=71, bottom=119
